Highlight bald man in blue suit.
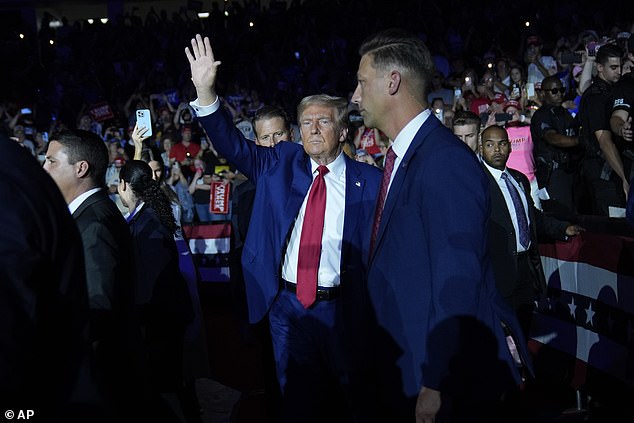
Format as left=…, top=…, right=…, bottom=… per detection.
left=186, top=35, right=381, bottom=422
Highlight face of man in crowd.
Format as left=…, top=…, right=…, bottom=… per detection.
left=299, top=104, right=347, bottom=165
left=148, top=160, right=163, bottom=181
left=541, top=79, right=564, bottom=107
left=597, top=57, right=621, bottom=84
left=254, top=117, right=292, bottom=147
left=43, top=140, right=78, bottom=204
left=479, top=126, right=511, bottom=171
left=352, top=54, right=387, bottom=131
left=181, top=128, right=192, bottom=143
left=453, top=123, right=479, bottom=152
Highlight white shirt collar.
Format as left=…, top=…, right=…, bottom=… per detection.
left=124, top=201, right=145, bottom=222
left=391, top=109, right=431, bottom=159
left=483, top=161, right=507, bottom=180
left=68, top=187, right=102, bottom=215
left=309, top=150, right=346, bottom=178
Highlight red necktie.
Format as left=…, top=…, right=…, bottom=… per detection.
left=297, top=165, right=329, bottom=308
left=370, top=147, right=396, bottom=256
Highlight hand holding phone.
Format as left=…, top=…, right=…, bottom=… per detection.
left=135, top=109, right=153, bottom=136
left=495, top=113, right=513, bottom=123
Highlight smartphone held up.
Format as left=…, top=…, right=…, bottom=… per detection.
left=136, top=109, right=153, bottom=137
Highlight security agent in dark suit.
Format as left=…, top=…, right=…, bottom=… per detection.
left=479, top=125, right=583, bottom=338
left=186, top=35, right=381, bottom=422
left=44, top=130, right=145, bottom=419
left=1, top=133, right=95, bottom=421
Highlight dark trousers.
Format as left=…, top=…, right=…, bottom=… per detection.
left=507, top=253, right=540, bottom=342
left=268, top=288, right=370, bottom=423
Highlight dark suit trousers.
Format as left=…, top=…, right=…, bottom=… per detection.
left=506, top=253, right=539, bottom=341
left=269, top=289, right=369, bottom=423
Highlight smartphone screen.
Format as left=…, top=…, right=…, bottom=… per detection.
left=454, top=88, right=462, bottom=99
left=495, top=113, right=513, bottom=123
left=136, top=109, right=153, bottom=136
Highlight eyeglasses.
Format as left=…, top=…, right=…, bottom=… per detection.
left=544, top=88, right=564, bottom=95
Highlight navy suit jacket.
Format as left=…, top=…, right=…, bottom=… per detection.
left=367, top=115, right=530, bottom=403
left=197, top=106, right=381, bottom=324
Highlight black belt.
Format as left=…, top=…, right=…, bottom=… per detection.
left=281, top=279, right=341, bottom=301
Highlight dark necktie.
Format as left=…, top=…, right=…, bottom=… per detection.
left=501, top=172, right=530, bottom=249
left=297, top=165, right=329, bottom=308
left=370, top=147, right=397, bottom=256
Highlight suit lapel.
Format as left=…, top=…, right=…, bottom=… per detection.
left=342, top=157, right=364, bottom=265
left=285, top=154, right=313, bottom=226
left=371, top=116, right=440, bottom=261
left=484, top=167, right=514, bottom=232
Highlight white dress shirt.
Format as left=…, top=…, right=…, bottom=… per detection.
left=385, top=109, right=431, bottom=197
left=189, top=95, right=346, bottom=287
left=483, top=162, right=532, bottom=252
left=68, top=187, right=102, bottom=215
left=281, top=153, right=346, bottom=288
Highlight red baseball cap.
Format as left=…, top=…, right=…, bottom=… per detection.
left=492, top=93, right=508, bottom=105
left=503, top=100, right=521, bottom=111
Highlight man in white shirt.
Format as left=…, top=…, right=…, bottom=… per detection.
left=186, top=35, right=382, bottom=422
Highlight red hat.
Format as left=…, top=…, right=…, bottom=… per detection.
left=527, top=35, right=542, bottom=46
left=492, top=93, right=508, bottom=105
left=503, top=100, right=520, bottom=111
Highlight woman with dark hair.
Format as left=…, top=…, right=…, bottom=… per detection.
left=118, top=160, right=194, bottom=420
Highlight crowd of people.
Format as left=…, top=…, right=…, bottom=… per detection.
left=2, top=1, right=634, bottom=422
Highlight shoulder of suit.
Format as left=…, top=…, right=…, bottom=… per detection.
left=345, top=155, right=382, bottom=178
left=508, top=167, right=529, bottom=183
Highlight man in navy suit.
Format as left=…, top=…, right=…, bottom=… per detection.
left=351, top=29, right=532, bottom=422
left=186, top=35, right=381, bottom=422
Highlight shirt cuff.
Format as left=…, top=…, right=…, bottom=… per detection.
left=189, top=97, right=220, bottom=117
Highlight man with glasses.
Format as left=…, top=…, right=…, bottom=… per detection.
left=530, top=75, right=583, bottom=218
left=578, top=44, right=628, bottom=216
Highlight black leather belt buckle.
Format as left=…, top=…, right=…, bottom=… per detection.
left=281, top=280, right=340, bottom=302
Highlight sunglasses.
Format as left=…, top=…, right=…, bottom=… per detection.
left=544, top=88, right=564, bottom=95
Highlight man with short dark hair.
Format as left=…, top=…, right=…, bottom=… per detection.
left=609, top=36, right=634, bottom=194
left=578, top=43, right=628, bottom=215
left=530, top=75, right=582, bottom=217
left=479, top=125, right=582, bottom=341
left=44, top=129, right=143, bottom=420
left=252, top=105, right=294, bottom=147
left=452, top=110, right=481, bottom=152
left=1, top=132, right=95, bottom=421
